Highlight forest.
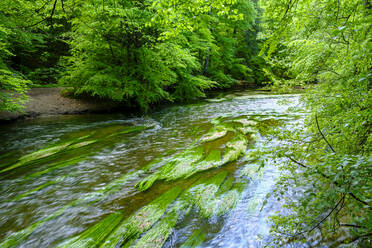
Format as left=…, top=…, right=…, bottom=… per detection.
left=0, top=0, right=371, bottom=247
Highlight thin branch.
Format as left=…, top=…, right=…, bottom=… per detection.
left=292, top=194, right=346, bottom=236
left=287, top=156, right=307, bottom=168
left=49, top=0, right=58, bottom=26
left=287, top=156, right=372, bottom=209
left=351, top=232, right=372, bottom=242
left=340, top=223, right=366, bottom=229
left=61, top=0, right=66, bottom=13
left=315, top=115, right=336, bottom=153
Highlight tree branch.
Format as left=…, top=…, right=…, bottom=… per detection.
left=315, top=115, right=336, bottom=153
left=287, top=156, right=372, bottom=209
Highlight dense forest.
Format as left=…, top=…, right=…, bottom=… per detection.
left=0, top=0, right=266, bottom=111
left=0, top=0, right=371, bottom=246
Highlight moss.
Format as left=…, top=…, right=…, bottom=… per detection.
left=180, top=229, right=207, bottom=248
left=131, top=209, right=179, bottom=248
left=100, top=187, right=182, bottom=248
left=57, top=213, right=123, bottom=248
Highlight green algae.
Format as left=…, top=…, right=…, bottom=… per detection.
left=10, top=176, right=66, bottom=202
left=57, top=213, right=123, bottom=248
left=24, top=155, right=88, bottom=179
left=0, top=141, right=75, bottom=174
left=240, top=163, right=260, bottom=180
left=216, top=176, right=235, bottom=196
left=185, top=172, right=228, bottom=218
left=0, top=169, right=145, bottom=247
left=201, top=130, right=228, bottom=143
left=0, top=125, right=151, bottom=174
left=233, top=118, right=257, bottom=127
left=180, top=229, right=207, bottom=248
left=193, top=149, right=222, bottom=172
left=193, top=176, right=248, bottom=218
left=136, top=147, right=204, bottom=191
left=132, top=209, right=179, bottom=248
left=100, top=187, right=182, bottom=248
left=222, top=134, right=248, bottom=164
left=0, top=205, right=70, bottom=248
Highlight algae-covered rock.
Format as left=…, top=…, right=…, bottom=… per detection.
left=0, top=169, right=144, bottom=247
left=1, top=125, right=151, bottom=174
left=57, top=213, right=123, bottom=248
left=0, top=141, right=74, bottom=173
left=222, top=134, right=248, bottom=164
left=180, top=229, right=207, bottom=248
left=201, top=130, right=227, bottom=143
left=188, top=172, right=228, bottom=218
left=100, top=187, right=182, bottom=248
left=136, top=147, right=204, bottom=191
left=132, top=209, right=179, bottom=248
left=194, top=150, right=222, bottom=172
left=10, top=176, right=66, bottom=202
left=233, top=118, right=257, bottom=127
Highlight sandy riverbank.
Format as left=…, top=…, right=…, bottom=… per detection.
left=0, top=88, right=118, bottom=121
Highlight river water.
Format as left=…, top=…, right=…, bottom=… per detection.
left=0, top=90, right=304, bottom=248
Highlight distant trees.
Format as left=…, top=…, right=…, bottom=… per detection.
left=1, top=0, right=266, bottom=111
left=0, top=0, right=70, bottom=111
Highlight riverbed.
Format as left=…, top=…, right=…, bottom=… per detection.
left=0, top=90, right=303, bottom=248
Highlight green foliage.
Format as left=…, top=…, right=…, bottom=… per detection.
left=259, top=0, right=372, bottom=245
left=59, top=0, right=262, bottom=110
left=0, top=0, right=265, bottom=111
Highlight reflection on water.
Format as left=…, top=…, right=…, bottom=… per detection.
left=0, top=90, right=304, bottom=248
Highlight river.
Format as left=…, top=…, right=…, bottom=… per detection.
left=0, top=90, right=304, bottom=248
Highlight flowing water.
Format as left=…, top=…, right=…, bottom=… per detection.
left=0, top=90, right=304, bottom=248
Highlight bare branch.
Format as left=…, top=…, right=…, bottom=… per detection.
left=315, top=115, right=336, bottom=153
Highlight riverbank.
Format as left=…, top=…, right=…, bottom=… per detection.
left=0, top=85, right=306, bottom=122
left=0, top=88, right=119, bottom=122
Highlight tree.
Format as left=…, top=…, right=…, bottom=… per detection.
left=0, top=0, right=73, bottom=111
left=259, top=0, right=372, bottom=245
left=61, top=0, right=259, bottom=110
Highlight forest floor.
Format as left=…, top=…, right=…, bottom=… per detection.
left=0, top=88, right=117, bottom=121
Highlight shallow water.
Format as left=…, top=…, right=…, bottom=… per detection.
left=0, top=90, right=304, bottom=248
